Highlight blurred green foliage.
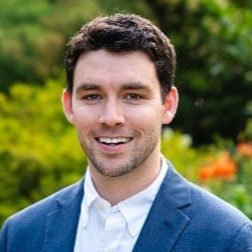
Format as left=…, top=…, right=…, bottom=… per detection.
left=147, top=0, right=252, bottom=144
left=0, top=0, right=252, bottom=224
left=1, top=0, right=251, bottom=143
left=0, top=80, right=85, bottom=224
left=197, top=139, right=252, bottom=220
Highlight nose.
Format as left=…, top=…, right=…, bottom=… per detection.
left=98, top=100, right=126, bottom=127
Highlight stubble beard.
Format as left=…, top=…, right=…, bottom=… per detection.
left=79, top=129, right=161, bottom=178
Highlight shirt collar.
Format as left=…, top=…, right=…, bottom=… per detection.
left=81, top=169, right=99, bottom=227
left=118, top=155, right=168, bottom=236
left=81, top=155, right=168, bottom=236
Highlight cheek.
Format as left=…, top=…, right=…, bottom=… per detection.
left=71, top=107, right=98, bottom=130
left=72, top=101, right=100, bottom=118
left=128, top=106, right=163, bottom=132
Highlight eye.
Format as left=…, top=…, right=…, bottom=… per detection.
left=124, top=93, right=143, bottom=100
left=81, top=94, right=103, bottom=104
left=84, top=94, right=102, bottom=100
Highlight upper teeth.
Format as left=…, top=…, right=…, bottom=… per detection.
left=98, top=137, right=130, bottom=144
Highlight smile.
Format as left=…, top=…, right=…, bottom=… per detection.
left=97, top=137, right=132, bottom=145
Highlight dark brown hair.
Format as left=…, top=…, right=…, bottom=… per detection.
left=65, top=13, right=176, bottom=98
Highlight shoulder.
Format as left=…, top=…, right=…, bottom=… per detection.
left=1, top=179, right=83, bottom=230
left=164, top=161, right=250, bottom=225
left=187, top=182, right=252, bottom=250
left=161, top=162, right=252, bottom=249
left=188, top=181, right=250, bottom=224
left=0, top=179, right=84, bottom=251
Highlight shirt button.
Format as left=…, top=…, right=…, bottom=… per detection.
left=130, top=226, right=138, bottom=236
left=97, top=202, right=104, bottom=210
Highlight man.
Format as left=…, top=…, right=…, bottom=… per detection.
left=1, top=13, right=252, bottom=252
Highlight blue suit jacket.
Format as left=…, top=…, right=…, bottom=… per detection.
left=1, top=163, right=252, bottom=251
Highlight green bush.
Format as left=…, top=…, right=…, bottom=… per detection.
left=197, top=125, right=252, bottom=220
left=162, top=126, right=252, bottom=220
left=0, top=80, right=86, bottom=224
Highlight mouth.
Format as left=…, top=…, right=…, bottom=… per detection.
left=96, top=137, right=132, bottom=146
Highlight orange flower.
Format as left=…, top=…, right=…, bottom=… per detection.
left=199, top=152, right=237, bottom=182
left=199, top=165, right=216, bottom=181
left=236, top=142, right=252, bottom=157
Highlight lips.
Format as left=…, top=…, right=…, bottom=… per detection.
left=96, top=137, right=132, bottom=145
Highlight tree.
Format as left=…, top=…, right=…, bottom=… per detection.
left=143, top=0, right=252, bottom=144
left=1, top=0, right=251, bottom=144
left=0, top=0, right=103, bottom=91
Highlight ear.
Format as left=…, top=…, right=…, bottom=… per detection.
left=62, top=89, right=75, bottom=124
left=162, top=86, right=179, bottom=125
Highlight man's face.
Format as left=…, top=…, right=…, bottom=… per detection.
left=63, top=49, right=178, bottom=178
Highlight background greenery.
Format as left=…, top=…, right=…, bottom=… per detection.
left=0, top=0, right=252, bottom=224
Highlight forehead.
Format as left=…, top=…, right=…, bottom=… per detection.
left=73, top=49, right=159, bottom=91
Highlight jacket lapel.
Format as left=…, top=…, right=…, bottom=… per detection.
left=43, top=180, right=84, bottom=252
left=41, top=163, right=191, bottom=251
left=133, top=163, right=192, bottom=252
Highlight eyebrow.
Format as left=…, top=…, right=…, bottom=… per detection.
left=75, top=82, right=152, bottom=94
left=121, top=82, right=152, bottom=92
left=75, top=83, right=102, bottom=94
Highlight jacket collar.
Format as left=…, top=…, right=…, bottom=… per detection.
left=133, top=162, right=192, bottom=252
left=42, top=161, right=192, bottom=252
left=43, top=179, right=84, bottom=252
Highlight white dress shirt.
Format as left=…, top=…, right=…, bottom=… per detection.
left=74, top=155, right=168, bottom=252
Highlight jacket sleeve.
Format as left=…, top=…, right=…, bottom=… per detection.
left=230, top=223, right=252, bottom=252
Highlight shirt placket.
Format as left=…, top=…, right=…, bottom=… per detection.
left=99, top=210, right=126, bottom=252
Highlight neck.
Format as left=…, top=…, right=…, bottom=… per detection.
left=89, top=152, right=161, bottom=205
